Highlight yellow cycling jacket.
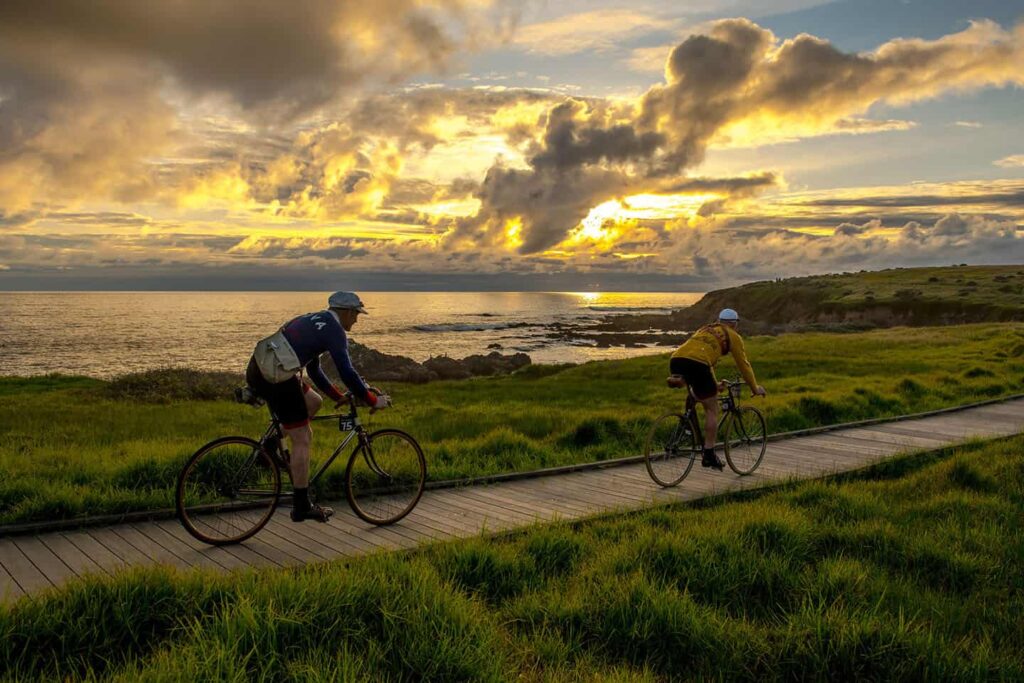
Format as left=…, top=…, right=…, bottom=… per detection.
left=671, top=323, right=759, bottom=389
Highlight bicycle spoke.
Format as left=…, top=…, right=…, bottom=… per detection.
left=645, top=413, right=698, bottom=487
left=347, top=429, right=426, bottom=525
left=177, top=437, right=281, bottom=545
left=723, top=407, right=767, bottom=475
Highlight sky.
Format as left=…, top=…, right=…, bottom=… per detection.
left=1, top=0, right=1022, bottom=291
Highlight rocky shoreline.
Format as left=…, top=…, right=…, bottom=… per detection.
left=336, top=342, right=532, bottom=384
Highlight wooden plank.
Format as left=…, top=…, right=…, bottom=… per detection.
left=39, top=533, right=105, bottom=579
left=258, top=522, right=337, bottom=563
left=821, top=431, right=926, bottom=451
left=428, top=501, right=520, bottom=535
left=408, top=498, right=491, bottom=536
left=299, top=519, right=383, bottom=556
left=150, top=520, right=255, bottom=572
left=966, top=404, right=1024, bottom=419
left=343, top=522, right=422, bottom=553
left=789, top=437, right=892, bottom=459
left=231, top=534, right=296, bottom=568
left=412, top=498, right=491, bottom=536
left=14, top=537, right=76, bottom=588
left=527, top=477, right=632, bottom=510
left=264, top=519, right=349, bottom=560
left=86, top=528, right=152, bottom=566
left=0, top=562, right=24, bottom=604
left=139, top=523, right=234, bottom=572
left=62, top=531, right=125, bottom=575
left=489, top=481, right=597, bottom=516
left=112, top=526, right=186, bottom=568
left=441, top=489, right=539, bottom=528
left=549, top=474, right=651, bottom=505
left=456, top=486, right=569, bottom=521
left=0, top=539, right=52, bottom=593
left=373, top=509, right=461, bottom=542
left=418, top=495, right=491, bottom=528
left=580, top=470, right=666, bottom=498
left=324, top=514, right=414, bottom=553
left=873, top=423, right=976, bottom=441
left=845, top=427, right=951, bottom=447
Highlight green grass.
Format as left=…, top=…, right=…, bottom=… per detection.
left=683, top=264, right=1024, bottom=327
left=2, top=436, right=1022, bottom=681
left=1, top=323, right=1023, bottom=525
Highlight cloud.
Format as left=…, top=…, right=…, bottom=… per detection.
left=511, top=9, right=677, bottom=56
left=0, top=0, right=514, bottom=212
left=0, top=0, right=506, bottom=118
left=955, top=120, right=983, bottom=128
left=995, top=154, right=1024, bottom=168
left=449, top=18, right=1024, bottom=254
left=833, top=218, right=881, bottom=236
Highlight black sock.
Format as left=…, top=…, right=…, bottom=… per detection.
left=703, top=447, right=716, bottom=458
left=293, top=487, right=310, bottom=511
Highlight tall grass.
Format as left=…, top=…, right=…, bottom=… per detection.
left=2, top=436, right=1021, bottom=680
left=1, top=323, right=1022, bottom=524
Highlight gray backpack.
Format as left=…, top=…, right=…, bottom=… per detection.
left=252, top=329, right=302, bottom=383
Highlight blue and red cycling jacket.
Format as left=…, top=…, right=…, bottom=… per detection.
left=280, top=310, right=373, bottom=405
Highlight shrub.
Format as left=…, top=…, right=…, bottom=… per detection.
left=105, top=368, right=242, bottom=403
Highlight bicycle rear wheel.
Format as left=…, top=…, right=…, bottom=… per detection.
left=722, top=406, right=767, bottom=475
left=346, top=429, right=426, bottom=525
left=644, top=412, right=699, bottom=487
left=176, top=436, right=281, bottom=545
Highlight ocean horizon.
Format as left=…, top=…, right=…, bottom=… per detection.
left=0, top=290, right=703, bottom=378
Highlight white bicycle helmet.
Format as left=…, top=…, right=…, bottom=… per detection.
left=718, top=308, right=739, bottom=322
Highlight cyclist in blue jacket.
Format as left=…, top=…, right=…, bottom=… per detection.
left=246, top=291, right=389, bottom=522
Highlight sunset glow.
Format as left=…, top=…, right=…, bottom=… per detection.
left=0, top=1, right=1021, bottom=289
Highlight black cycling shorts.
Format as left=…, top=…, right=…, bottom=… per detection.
left=246, top=356, right=310, bottom=428
left=669, top=357, right=717, bottom=400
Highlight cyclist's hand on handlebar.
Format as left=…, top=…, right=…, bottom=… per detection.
left=752, top=385, right=767, bottom=398
left=370, top=393, right=389, bottom=413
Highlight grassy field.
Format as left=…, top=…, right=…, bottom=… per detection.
left=2, top=435, right=1021, bottom=680
left=672, top=264, right=1024, bottom=329
left=1, top=323, right=1023, bottom=525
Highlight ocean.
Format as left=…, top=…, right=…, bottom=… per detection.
left=0, top=291, right=703, bottom=378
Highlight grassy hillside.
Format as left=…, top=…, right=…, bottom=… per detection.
left=1, top=323, right=1022, bottom=526
left=3, top=436, right=1022, bottom=680
left=606, top=265, right=1024, bottom=333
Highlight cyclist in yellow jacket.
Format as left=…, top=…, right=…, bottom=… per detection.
left=670, top=308, right=766, bottom=470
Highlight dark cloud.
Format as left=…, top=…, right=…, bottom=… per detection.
left=658, top=172, right=778, bottom=196
left=800, top=190, right=1024, bottom=208
left=450, top=18, right=1024, bottom=254
left=530, top=100, right=665, bottom=171
left=0, top=0, right=503, bottom=118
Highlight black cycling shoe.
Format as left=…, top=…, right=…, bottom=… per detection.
left=291, top=503, right=334, bottom=523
left=701, top=449, right=725, bottom=471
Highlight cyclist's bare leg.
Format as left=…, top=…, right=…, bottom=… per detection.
left=284, top=423, right=312, bottom=487
left=282, top=390, right=321, bottom=486
left=303, top=388, right=323, bottom=418
left=700, top=396, right=719, bottom=450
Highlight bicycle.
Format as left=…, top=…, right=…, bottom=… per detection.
left=175, top=388, right=427, bottom=545
left=644, top=377, right=767, bottom=487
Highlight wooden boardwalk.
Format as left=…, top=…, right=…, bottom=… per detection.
left=2, top=398, right=1022, bottom=603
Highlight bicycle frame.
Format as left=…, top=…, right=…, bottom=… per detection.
left=252, top=404, right=388, bottom=494
left=681, top=384, right=741, bottom=448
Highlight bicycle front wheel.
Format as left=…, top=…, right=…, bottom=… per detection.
left=346, top=429, right=426, bottom=525
left=176, top=436, right=281, bottom=545
left=644, top=413, right=699, bottom=487
left=723, top=406, right=767, bottom=475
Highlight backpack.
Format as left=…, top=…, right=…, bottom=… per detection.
left=699, top=323, right=731, bottom=355
left=252, top=329, right=302, bottom=383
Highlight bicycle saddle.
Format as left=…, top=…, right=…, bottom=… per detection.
left=233, top=385, right=265, bottom=407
